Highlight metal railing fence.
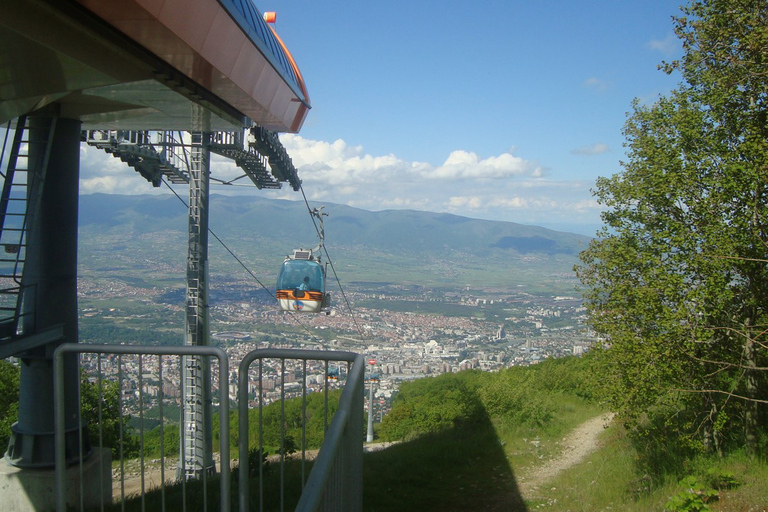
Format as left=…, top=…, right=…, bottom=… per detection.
left=237, top=349, right=364, bottom=512
left=53, top=344, right=230, bottom=512
left=51, top=344, right=364, bottom=512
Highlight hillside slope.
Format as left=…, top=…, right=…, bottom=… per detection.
left=78, top=193, right=590, bottom=291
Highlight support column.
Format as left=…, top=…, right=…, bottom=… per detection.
left=367, top=360, right=375, bottom=443
left=181, top=132, right=214, bottom=479
left=5, top=116, right=87, bottom=468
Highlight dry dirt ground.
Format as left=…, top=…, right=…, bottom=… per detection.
left=517, top=412, right=616, bottom=498
left=114, top=442, right=397, bottom=498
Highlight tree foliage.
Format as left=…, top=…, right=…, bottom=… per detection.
left=0, top=360, right=20, bottom=450
left=254, top=389, right=340, bottom=453
left=378, top=373, right=485, bottom=441
left=0, top=363, right=137, bottom=457
left=209, top=389, right=343, bottom=458
left=575, top=0, right=768, bottom=459
left=80, top=371, right=139, bottom=458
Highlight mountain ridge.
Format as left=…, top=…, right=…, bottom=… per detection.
left=78, top=193, right=590, bottom=291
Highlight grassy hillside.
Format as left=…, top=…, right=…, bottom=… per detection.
left=86, top=354, right=768, bottom=511
left=369, top=356, right=768, bottom=511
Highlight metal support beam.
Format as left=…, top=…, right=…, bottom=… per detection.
left=181, top=131, right=214, bottom=479
left=367, top=362, right=375, bottom=443
left=5, top=116, right=87, bottom=468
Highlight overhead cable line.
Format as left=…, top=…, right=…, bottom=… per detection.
left=162, top=179, right=327, bottom=346
left=298, top=184, right=367, bottom=342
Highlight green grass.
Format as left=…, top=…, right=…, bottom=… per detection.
left=494, top=396, right=606, bottom=472
left=364, top=413, right=527, bottom=511
left=92, top=413, right=768, bottom=512
left=521, top=423, right=768, bottom=512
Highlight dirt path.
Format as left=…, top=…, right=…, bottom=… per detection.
left=518, top=412, right=615, bottom=497
left=114, top=442, right=399, bottom=499
left=113, top=458, right=177, bottom=499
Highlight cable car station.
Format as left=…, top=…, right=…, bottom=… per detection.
left=0, top=1, right=346, bottom=509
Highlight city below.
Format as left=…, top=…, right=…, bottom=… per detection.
left=77, top=270, right=592, bottom=419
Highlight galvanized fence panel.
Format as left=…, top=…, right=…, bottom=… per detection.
left=53, top=344, right=230, bottom=512
left=237, top=349, right=364, bottom=512
left=52, top=345, right=364, bottom=512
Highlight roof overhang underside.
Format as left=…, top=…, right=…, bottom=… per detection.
left=0, top=0, right=310, bottom=132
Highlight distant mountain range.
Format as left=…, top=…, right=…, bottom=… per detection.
left=78, top=193, right=591, bottom=293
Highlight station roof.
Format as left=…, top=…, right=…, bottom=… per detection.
left=0, top=0, right=310, bottom=132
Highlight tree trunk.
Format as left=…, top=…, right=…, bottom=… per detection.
left=743, top=318, right=758, bottom=457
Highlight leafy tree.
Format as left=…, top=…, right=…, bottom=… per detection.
left=576, top=0, right=768, bottom=458
left=80, top=371, right=139, bottom=458
left=219, top=389, right=344, bottom=455
left=0, top=360, right=20, bottom=450
left=143, top=422, right=179, bottom=458
left=1, top=363, right=138, bottom=458
left=378, top=373, right=484, bottom=441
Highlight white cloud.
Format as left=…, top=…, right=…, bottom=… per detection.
left=583, top=77, right=611, bottom=92
left=276, top=136, right=603, bottom=232
left=283, top=136, right=544, bottom=183
left=427, top=150, right=541, bottom=180
left=77, top=134, right=604, bottom=234
left=571, top=143, right=609, bottom=156
left=79, top=145, right=163, bottom=195
left=647, top=33, right=679, bottom=56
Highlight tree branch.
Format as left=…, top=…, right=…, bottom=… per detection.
left=687, top=354, right=768, bottom=373
left=672, top=388, right=768, bottom=405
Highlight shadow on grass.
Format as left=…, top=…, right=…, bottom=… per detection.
left=364, top=406, right=527, bottom=512
left=93, top=409, right=525, bottom=511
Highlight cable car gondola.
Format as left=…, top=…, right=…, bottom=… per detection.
left=276, top=207, right=331, bottom=313
left=326, top=362, right=339, bottom=381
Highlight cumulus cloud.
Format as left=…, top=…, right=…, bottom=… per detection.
left=79, top=145, right=162, bottom=195
left=77, top=134, right=603, bottom=234
left=275, top=136, right=601, bottom=232
left=282, top=136, right=544, bottom=183
left=427, top=150, right=541, bottom=180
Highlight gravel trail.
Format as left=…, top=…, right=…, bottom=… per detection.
left=518, top=412, right=615, bottom=497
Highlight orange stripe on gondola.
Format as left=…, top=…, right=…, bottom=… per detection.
left=276, top=290, right=323, bottom=301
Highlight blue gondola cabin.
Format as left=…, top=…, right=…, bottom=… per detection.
left=276, top=249, right=330, bottom=313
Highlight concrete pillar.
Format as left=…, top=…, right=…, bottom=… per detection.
left=0, top=448, right=111, bottom=512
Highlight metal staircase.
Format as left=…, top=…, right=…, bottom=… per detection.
left=0, top=116, right=55, bottom=347
left=182, top=354, right=206, bottom=478
left=83, top=130, right=190, bottom=187
left=208, top=131, right=282, bottom=189
left=85, top=127, right=302, bottom=191
left=248, top=126, right=302, bottom=190
left=182, top=133, right=213, bottom=479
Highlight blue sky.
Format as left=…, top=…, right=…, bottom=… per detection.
left=80, top=0, right=687, bottom=236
